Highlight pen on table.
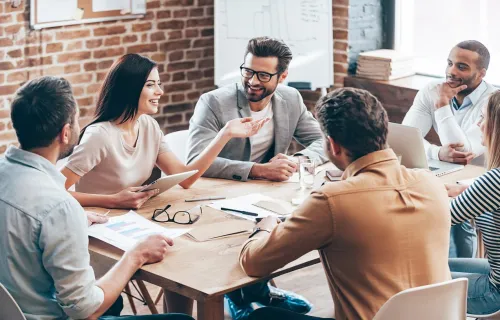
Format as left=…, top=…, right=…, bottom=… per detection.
left=185, top=196, right=226, bottom=202
left=255, top=216, right=286, bottom=223
left=220, top=207, right=258, bottom=216
left=103, top=210, right=110, bottom=216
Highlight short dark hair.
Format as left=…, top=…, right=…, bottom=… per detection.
left=244, top=37, right=293, bottom=73
left=455, top=40, right=490, bottom=70
left=315, top=88, right=388, bottom=161
left=11, top=76, right=77, bottom=150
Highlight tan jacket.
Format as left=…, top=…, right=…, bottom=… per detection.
left=239, top=149, right=452, bottom=320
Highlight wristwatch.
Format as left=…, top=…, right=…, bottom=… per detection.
left=248, top=227, right=271, bottom=239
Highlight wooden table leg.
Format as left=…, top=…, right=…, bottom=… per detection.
left=197, top=295, right=224, bottom=320
left=136, top=279, right=159, bottom=314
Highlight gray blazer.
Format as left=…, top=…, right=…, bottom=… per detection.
left=187, top=83, right=327, bottom=181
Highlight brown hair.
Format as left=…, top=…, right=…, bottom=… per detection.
left=484, top=91, right=500, bottom=169
left=315, top=87, right=388, bottom=161
left=244, top=37, right=292, bottom=73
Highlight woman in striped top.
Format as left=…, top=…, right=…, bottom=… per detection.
left=446, top=90, right=500, bottom=315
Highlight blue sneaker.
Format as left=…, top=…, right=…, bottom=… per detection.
left=247, top=285, right=313, bottom=314
left=225, top=295, right=254, bottom=320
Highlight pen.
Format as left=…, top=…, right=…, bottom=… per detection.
left=220, top=207, right=258, bottom=216
left=103, top=210, right=110, bottom=216
left=255, top=216, right=286, bottom=223
left=185, top=196, right=226, bottom=202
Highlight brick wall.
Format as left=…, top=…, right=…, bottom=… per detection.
left=347, top=0, right=384, bottom=73
left=0, top=0, right=350, bottom=154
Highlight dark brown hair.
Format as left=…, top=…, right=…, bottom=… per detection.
left=80, top=53, right=157, bottom=141
left=11, top=76, right=76, bottom=150
left=316, top=87, right=388, bottom=161
left=244, top=37, right=293, bottom=73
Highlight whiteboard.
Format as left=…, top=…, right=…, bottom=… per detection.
left=215, top=0, right=333, bottom=90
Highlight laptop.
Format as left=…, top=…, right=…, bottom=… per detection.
left=387, top=123, right=464, bottom=177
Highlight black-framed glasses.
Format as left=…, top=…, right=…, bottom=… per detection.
left=240, top=64, right=279, bottom=83
left=152, top=205, right=203, bottom=225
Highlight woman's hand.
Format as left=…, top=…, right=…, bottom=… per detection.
left=445, top=183, right=468, bottom=198
left=223, top=117, right=270, bottom=138
left=110, top=187, right=159, bottom=209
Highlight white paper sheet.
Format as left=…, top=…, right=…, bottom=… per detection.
left=37, top=0, right=77, bottom=23
left=210, top=193, right=298, bottom=221
left=131, top=0, right=146, bottom=14
left=88, top=211, right=190, bottom=251
left=457, top=177, right=478, bottom=186
left=93, top=0, right=130, bottom=12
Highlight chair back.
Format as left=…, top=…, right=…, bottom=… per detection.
left=0, top=283, right=27, bottom=320
left=163, top=130, right=189, bottom=163
left=373, top=278, right=468, bottom=320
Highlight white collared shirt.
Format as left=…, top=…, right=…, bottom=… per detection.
left=402, top=80, right=497, bottom=160
left=250, top=101, right=274, bottom=163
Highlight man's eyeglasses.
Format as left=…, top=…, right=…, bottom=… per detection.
left=152, top=205, right=203, bottom=225
left=240, top=64, right=279, bottom=83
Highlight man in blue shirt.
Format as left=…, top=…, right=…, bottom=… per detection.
left=0, top=76, right=193, bottom=320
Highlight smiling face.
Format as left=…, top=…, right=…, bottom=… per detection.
left=241, top=53, right=287, bottom=103
left=138, top=68, right=163, bottom=115
left=446, top=47, right=484, bottom=95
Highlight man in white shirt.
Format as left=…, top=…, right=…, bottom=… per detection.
left=403, top=40, right=497, bottom=258
left=403, top=40, right=496, bottom=164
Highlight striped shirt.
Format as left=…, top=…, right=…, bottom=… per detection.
left=451, top=168, right=500, bottom=287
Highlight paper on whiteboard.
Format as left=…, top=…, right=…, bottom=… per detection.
left=131, top=0, right=147, bottom=14
left=93, top=0, right=130, bottom=12
left=88, top=211, right=190, bottom=251
left=37, top=0, right=77, bottom=23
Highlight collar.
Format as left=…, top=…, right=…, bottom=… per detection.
left=341, top=148, right=399, bottom=179
left=452, top=80, right=487, bottom=110
left=4, top=146, right=66, bottom=186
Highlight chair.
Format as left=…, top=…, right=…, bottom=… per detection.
left=0, top=283, right=27, bottom=320
left=468, top=310, right=500, bottom=320
left=373, top=278, right=468, bottom=320
left=163, top=130, right=189, bottom=164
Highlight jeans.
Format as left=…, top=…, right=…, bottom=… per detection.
left=98, top=296, right=194, bottom=320
left=226, top=281, right=270, bottom=305
left=449, top=221, right=477, bottom=258
left=449, top=258, right=500, bottom=315
left=248, top=307, right=334, bottom=320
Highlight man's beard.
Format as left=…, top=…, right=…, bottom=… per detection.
left=447, top=73, right=477, bottom=96
left=58, top=127, right=78, bottom=160
left=243, top=81, right=277, bottom=102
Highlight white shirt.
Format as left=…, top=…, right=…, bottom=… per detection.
left=250, top=101, right=274, bottom=163
left=402, top=80, right=497, bottom=160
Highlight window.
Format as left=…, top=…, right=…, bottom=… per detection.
left=394, top=0, right=500, bottom=84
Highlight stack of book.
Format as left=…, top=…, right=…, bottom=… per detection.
left=356, top=49, right=415, bottom=81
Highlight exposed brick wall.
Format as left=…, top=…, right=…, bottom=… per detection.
left=0, top=0, right=350, bottom=154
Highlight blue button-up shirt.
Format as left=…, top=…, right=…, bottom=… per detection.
left=450, top=80, right=487, bottom=111
left=0, top=146, right=104, bottom=320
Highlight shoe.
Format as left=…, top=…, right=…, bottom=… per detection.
left=225, top=295, right=254, bottom=320
left=250, top=286, right=313, bottom=314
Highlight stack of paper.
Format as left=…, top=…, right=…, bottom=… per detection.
left=356, top=49, right=415, bottom=81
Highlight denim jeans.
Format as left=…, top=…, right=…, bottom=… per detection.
left=449, top=221, right=477, bottom=258
left=98, top=296, right=194, bottom=320
left=449, top=258, right=500, bottom=315
left=248, top=307, right=334, bottom=320
left=226, top=281, right=270, bottom=305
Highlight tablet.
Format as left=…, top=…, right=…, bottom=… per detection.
left=140, top=170, right=198, bottom=195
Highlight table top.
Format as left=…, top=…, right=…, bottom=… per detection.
left=88, top=163, right=486, bottom=301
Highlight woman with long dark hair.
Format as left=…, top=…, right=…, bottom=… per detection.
left=62, top=54, right=267, bottom=209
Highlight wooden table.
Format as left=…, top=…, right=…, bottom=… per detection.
left=88, top=164, right=486, bottom=320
